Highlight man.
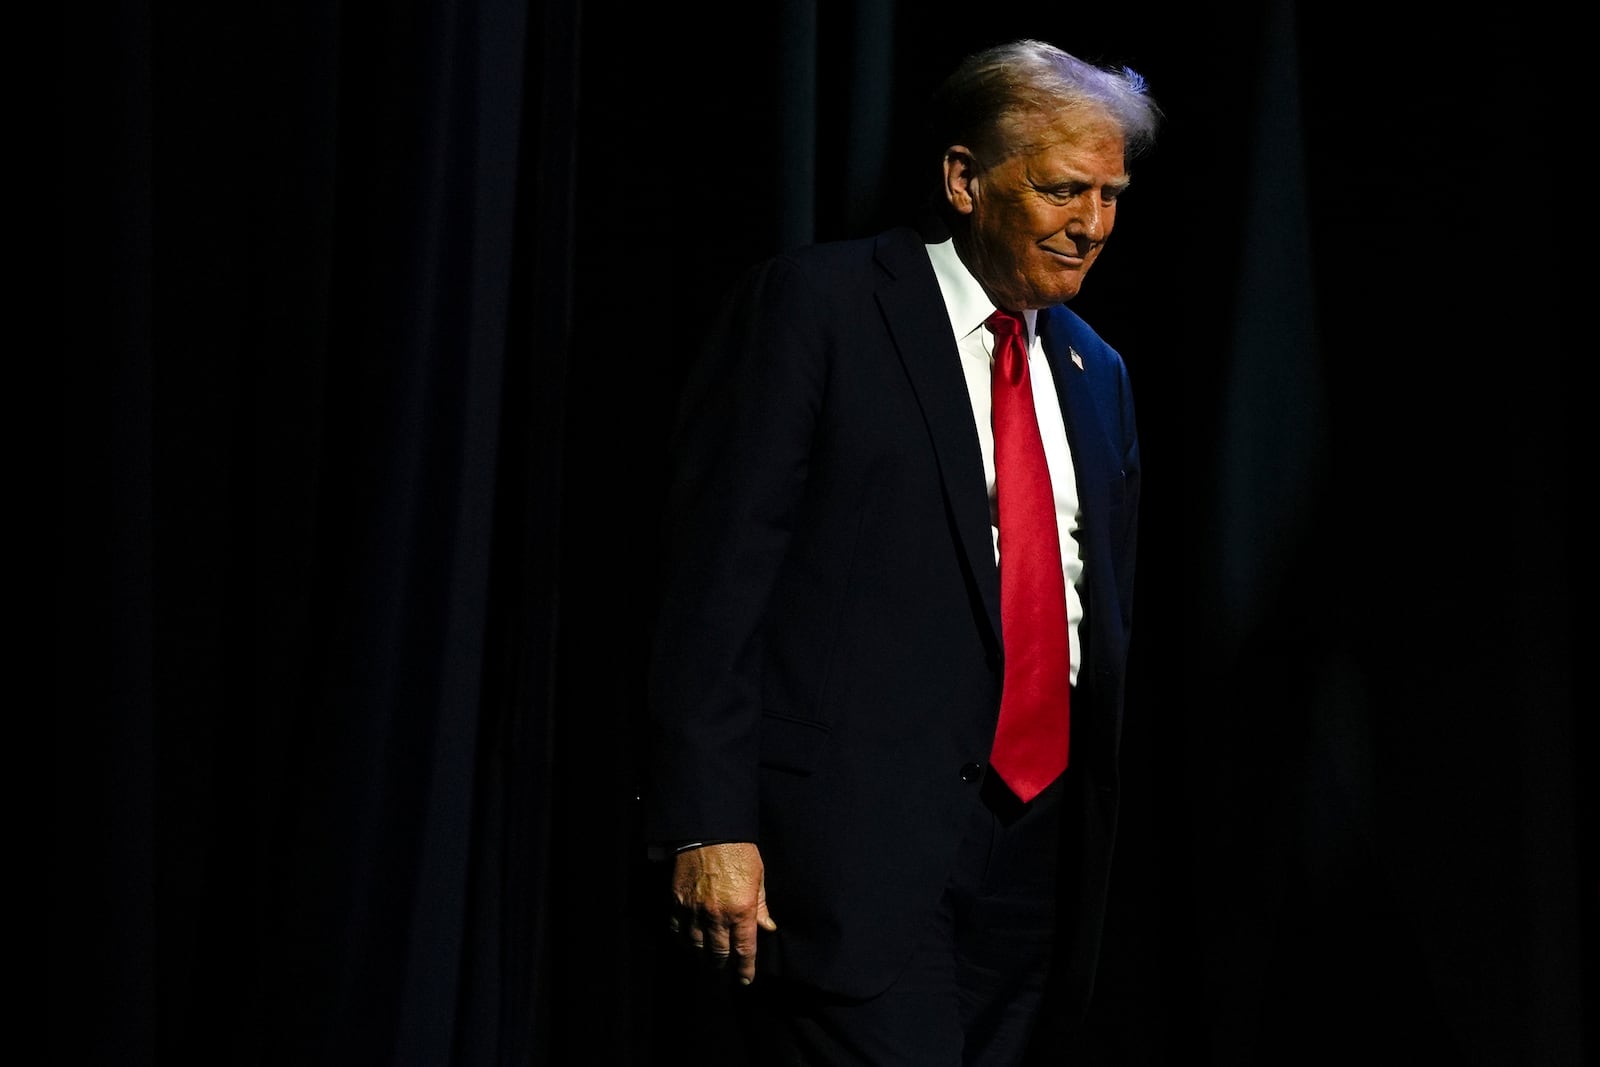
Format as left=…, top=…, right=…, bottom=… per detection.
left=644, top=38, right=1162, bottom=1064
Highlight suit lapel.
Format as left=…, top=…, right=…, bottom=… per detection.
left=1038, top=307, right=1117, bottom=674
left=872, top=230, right=1003, bottom=649
left=1039, top=310, right=1110, bottom=526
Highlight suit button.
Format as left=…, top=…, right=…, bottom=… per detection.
left=960, top=762, right=984, bottom=782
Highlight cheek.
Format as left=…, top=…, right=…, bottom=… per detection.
left=1032, top=205, right=1072, bottom=238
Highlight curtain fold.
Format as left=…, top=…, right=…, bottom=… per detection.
left=56, top=1, right=575, bottom=1063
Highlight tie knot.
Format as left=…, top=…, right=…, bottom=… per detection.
left=985, top=309, right=1025, bottom=340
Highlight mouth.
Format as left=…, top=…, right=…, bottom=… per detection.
left=1043, top=247, right=1088, bottom=268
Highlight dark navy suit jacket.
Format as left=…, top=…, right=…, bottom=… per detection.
left=645, top=222, right=1140, bottom=1020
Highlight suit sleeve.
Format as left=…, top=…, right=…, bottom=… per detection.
left=642, top=256, right=827, bottom=848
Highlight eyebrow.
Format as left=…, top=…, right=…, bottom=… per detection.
left=1038, top=175, right=1132, bottom=197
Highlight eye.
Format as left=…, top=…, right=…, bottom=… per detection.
left=1039, top=184, right=1085, bottom=204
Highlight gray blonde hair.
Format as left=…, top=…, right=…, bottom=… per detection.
left=929, top=39, right=1162, bottom=169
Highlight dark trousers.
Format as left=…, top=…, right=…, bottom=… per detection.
left=738, top=771, right=1067, bottom=1066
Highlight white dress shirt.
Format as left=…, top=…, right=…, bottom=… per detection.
left=925, top=237, right=1084, bottom=686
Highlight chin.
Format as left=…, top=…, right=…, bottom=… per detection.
left=1035, top=283, right=1084, bottom=306
left=1017, top=271, right=1086, bottom=307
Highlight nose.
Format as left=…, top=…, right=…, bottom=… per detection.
left=1068, top=197, right=1106, bottom=243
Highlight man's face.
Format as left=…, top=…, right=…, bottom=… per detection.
left=945, top=113, right=1130, bottom=310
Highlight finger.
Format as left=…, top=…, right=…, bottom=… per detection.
left=706, top=923, right=734, bottom=967
left=730, top=919, right=760, bottom=985
left=755, top=880, right=778, bottom=932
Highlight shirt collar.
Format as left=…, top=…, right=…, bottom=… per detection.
left=924, top=236, right=1039, bottom=345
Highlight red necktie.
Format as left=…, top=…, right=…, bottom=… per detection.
left=986, top=308, right=1071, bottom=803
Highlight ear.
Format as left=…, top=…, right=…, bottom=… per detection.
left=942, top=146, right=978, bottom=216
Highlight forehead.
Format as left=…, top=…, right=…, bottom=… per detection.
left=1004, top=111, right=1127, bottom=177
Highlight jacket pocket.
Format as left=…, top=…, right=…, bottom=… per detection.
left=758, top=713, right=831, bottom=776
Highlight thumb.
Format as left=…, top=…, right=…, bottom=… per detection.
left=755, top=875, right=778, bottom=931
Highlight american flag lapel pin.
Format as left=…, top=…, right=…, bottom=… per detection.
left=1069, top=346, right=1084, bottom=371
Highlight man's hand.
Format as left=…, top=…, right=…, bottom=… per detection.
left=668, top=841, right=778, bottom=985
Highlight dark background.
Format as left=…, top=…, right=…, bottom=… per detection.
left=55, top=1, right=1590, bottom=1064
